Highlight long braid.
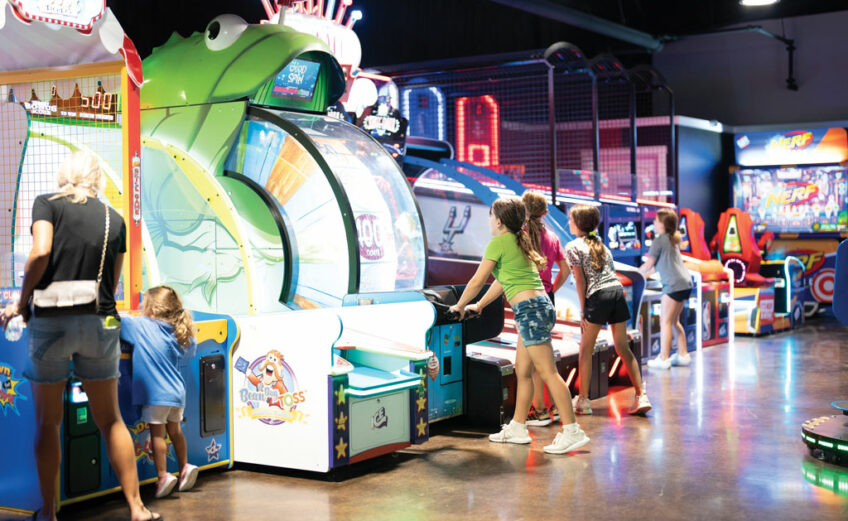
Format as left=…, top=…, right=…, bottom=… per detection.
left=522, top=191, right=547, bottom=253
left=569, top=204, right=607, bottom=270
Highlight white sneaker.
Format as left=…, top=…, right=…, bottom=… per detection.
left=573, top=395, right=593, bottom=415
left=670, top=352, right=692, bottom=366
left=647, top=356, right=671, bottom=370
left=489, top=420, right=532, bottom=444
left=629, top=393, right=652, bottom=415
left=543, top=425, right=590, bottom=454
left=179, top=464, right=198, bottom=492
left=155, top=473, right=178, bottom=498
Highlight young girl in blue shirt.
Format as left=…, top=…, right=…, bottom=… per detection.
left=121, top=286, right=199, bottom=498
left=450, top=197, right=589, bottom=454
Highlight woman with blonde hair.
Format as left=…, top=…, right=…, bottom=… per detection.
left=1, top=151, right=160, bottom=521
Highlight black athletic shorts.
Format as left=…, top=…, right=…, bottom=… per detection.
left=584, top=287, right=631, bottom=325
left=667, top=286, right=693, bottom=303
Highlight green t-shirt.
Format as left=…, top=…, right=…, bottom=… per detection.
left=483, top=232, right=544, bottom=301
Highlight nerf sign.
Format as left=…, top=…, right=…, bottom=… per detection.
left=735, top=127, right=848, bottom=166
left=789, top=249, right=827, bottom=275
left=768, top=131, right=814, bottom=151
left=764, top=182, right=819, bottom=208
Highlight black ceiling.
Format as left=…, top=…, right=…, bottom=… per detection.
left=106, top=0, right=848, bottom=68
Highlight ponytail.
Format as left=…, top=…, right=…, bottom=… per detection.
left=516, top=229, right=547, bottom=272
left=142, top=285, right=197, bottom=348
left=657, top=208, right=682, bottom=246
left=521, top=191, right=547, bottom=253
left=669, top=229, right=682, bottom=246
left=172, top=309, right=196, bottom=348
left=582, top=233, right=607, bottom=271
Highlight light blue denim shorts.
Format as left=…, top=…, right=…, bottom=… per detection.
left=24, top=314, right=121, bottom=384
left=513, top=295, right=556, bottom=347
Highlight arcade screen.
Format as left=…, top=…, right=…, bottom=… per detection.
left=271, top=59, right=321, bottom=102
left=733, top=166, right=848, bottom=233
left=608, top=221, right=641, bottom=254
left=678, top=215, right=691, bottom=252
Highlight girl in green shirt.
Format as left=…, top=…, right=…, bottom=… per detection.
left=450, top=197, right=589, bottom=455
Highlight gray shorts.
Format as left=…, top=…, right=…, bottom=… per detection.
left=24, top=314, right=121, bottom=384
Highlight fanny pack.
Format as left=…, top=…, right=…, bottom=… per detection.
left=32, top=203, right=110, bottom=317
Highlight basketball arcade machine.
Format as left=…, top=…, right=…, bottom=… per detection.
left=0, top=1, right=233, bottom=514
left=731, top=127, right=847, bottom=317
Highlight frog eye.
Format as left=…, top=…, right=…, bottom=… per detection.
left=205, top=14, right=248, bottom=51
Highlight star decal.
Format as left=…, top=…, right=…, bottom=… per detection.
left=335, top=384, right=346, bottom=405
left=416, top=418, right=427, bottom=437
left=416, top=395, right=427, bottom=413
left=205, top=438, right=222, bottom=462
left=335, top=437, right=348, bottom=459
left=335, top=411, right=348, bottom=431
left=418, top=369, right=426, bottom=393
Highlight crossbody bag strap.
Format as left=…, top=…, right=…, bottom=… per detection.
left=97, top=202, right=110, bottom=287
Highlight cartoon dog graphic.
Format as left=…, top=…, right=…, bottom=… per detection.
left=247, top=350, right=290, bottom=408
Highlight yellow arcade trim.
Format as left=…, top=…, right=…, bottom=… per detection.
left=141, top=136, right=257, bottom=314
left=0, top=61, right=125, bottom=84
left=196, top=319, right=228, bottom=344
left=58, top=460, right=231, bottom=509
left=120, top=66, right=137, bottom=310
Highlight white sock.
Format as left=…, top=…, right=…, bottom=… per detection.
left=562, top=422, right=580, bottom=433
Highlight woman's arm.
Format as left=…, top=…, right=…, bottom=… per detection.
left=113, top=252, right=124, bottom=293
left=572, top=266, right=588, bottom=317
left=639, top=255, right=656, bottom=276
left=468, top=280, right=503, bottom=313
left=551, top=258, right=570, bottom=294
left=3, top=221, right=53, bottom=324
left=449, top=259, right=496, bottom=318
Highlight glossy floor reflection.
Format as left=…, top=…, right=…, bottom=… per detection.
left=4, top=320, right=847, bottom=521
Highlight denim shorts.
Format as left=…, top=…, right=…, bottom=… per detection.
left=513, top=295, right=556, bottom=346
left=24, top=314, right=121, bottom=384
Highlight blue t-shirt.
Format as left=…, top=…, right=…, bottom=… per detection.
left=120, top=315, right=197, bottom=408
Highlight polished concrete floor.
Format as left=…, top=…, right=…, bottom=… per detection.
left=4, top=320, right=847, bottom=521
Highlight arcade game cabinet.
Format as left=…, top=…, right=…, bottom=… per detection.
left=801, top=239, right=848, bottom=466
left=731, top=128, right=848, bottom=317
left=711, top=208, right=805, bottom=335
left=679, top=208, right=733, bottom=347
left=0, top=2, right=232, bottom=513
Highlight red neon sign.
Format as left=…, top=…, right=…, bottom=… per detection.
left=456, top=95, right=500, bottom=168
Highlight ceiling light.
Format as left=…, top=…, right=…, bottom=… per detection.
left=739, top=0, right=780, bottom=6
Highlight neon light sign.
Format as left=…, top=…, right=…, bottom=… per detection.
left=401, top=86, right=445, bottom=141
left=456, top=95, right=500, bottom=168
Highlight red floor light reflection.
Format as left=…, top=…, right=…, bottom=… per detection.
left=608, top=395, right=622, bottom=425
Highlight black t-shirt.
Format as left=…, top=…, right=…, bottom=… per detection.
left=32, top=194, right=127, bottom=316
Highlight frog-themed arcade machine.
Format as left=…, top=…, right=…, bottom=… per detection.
left=137, top=7, right=440, bottom=471
left=0, top=1, right=234, bottom=514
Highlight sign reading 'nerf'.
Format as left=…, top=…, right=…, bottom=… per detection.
left=735, top=127, right=848, bottom=166
left=764, top=182, right=819, bottom=208
left=768, top=131, right=814, bottom=151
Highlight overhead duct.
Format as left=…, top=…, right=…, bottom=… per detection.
left=490, top=0, right=664, bottom=52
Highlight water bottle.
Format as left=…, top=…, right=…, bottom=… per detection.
left=5, top=314, right=23, bottom=342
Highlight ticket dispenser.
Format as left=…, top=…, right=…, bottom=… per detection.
left=65, top=381, right=100, bottom=496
